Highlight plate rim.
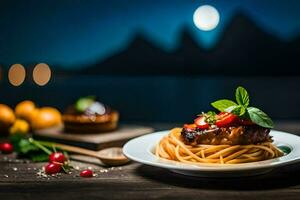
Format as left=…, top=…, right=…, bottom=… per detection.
left=123, top=129, right=300, bottom=172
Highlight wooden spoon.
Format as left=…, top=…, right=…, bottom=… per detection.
left=52, top=143, right=129, bottom=166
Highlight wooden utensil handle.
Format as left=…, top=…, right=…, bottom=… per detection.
left=53, top=143, right=100, bottom=158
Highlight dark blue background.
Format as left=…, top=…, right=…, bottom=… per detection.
left=1, top=0, right=300, bottom=68
left=0, top=0, right=299, bottom=123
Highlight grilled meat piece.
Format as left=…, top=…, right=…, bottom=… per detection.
left=181, top=125, right=272, bottom=145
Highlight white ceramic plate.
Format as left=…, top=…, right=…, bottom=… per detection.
left=123, top=130, right=300, bottom=177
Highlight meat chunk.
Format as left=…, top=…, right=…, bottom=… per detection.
left=181, top=125, right=272, bottom=145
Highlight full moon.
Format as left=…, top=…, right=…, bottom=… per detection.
left=193, top=5, right=220, bottom=31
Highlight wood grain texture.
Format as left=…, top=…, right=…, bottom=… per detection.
left=1, top=122, right=300, bottom=200
left=1, top=161, right=300, bottom=200
left=33, top=125, right=154, bottom=150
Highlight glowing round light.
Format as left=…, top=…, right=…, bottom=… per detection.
left=193, top=5, right=220, bottom=31
left=8, top=64, right=26, bottom=86
left=33, top=63, right=51, bottom=86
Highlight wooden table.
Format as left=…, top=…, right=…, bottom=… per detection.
left=1, top=122, right=300, bottom=200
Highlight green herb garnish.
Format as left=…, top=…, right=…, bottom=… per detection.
left=10, top=134, right=69, bottom=162
left=211, top=99, right=237, bottom=112
left=75, top=96, right=96, bottom=112
left=10, top=134, right=50, bottom=162
left=198, top=111, right=217, bottom=125
left=211, top=86, right=274, bottom=128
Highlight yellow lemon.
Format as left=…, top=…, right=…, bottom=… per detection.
left=9, top=119, right=30, bottom=135
left=0, top=104, right=15, bottom=134
left=15, top=100, right=36, bottom=122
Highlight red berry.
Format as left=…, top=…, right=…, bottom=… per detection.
left=80, top=169, right=93, bottom=177
left=49, top=152, right=66, bottom=164
left=0, top=142, right=14, bottom=154
left=45, top=163, right=62, bottom=174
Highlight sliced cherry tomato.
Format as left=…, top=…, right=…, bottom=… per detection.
left=194, top=117, right=209, bottom=129
left=183, top=124, right=196, bottom=131
left=215, top=112, right=237, bottom=127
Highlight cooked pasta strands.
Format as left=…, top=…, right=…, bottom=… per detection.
left=158, top=141, right=171, bottom=159
left=222, top=148, right=250, bottom=163
left=226, top=156, right=264, bottom=164
left=206, top=146, right=241, bottom=159
left=165, top=140, right=175, bottom=160
left=156, top=128, right=283, bottom=164
left=220, top=155, right=224, bottom=164
left=201, top=150, right=205, bottom=158
left=240, top=150, right=263, bottom=158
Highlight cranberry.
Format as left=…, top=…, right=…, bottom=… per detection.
left=45, top=163, right=62, bottom=174
left=80, top=169, right=93, bottom=177
left=49, top=152, right=66, bottom=164
left=0, top=142, right=14, bottom=154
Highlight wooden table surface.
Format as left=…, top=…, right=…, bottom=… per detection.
left=1, top=121, right=300, bottom=200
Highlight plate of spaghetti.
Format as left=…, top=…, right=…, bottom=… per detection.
left=123, top=87, right=300, bottom=177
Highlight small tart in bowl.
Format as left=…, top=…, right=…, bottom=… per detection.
left=62, top=97, right=119, bottom=133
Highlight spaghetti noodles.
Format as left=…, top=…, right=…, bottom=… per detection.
left=155, top=128, right=283, bottom=164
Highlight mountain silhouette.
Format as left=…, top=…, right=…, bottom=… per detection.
left=76, top=13, right=300, bottom=76
left=210, top=13, right=287, bottom=74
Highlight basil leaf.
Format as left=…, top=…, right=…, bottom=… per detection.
left=211, top=99, right=237, bottom=112
left=236, top=86, right=250, bottom=107
left=247, top=107, right=274, bottom=128
left=225, top=105, right=246, bottom=116
left=19, top=139, right=39, bottom=154
left=30, top=153, right=49, bottom=162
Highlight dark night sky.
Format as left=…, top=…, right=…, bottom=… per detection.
left=1, top=0, right=300, bottom=69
